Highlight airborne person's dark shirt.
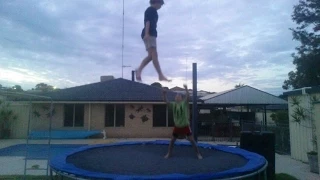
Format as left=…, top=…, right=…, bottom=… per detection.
left=141, top=6, right=158, bottom=39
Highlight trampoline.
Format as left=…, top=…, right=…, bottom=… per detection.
left=50, top=141, right=267, bottom=180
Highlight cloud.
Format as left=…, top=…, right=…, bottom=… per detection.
left=0, top=0, right=300, bottom=95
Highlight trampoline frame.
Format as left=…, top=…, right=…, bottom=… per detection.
left=51, top=163, right=267, bottom=180
left=49, top=141, right=268, bottom=180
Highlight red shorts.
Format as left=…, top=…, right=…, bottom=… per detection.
left=173, top=126, right=192, bottom=138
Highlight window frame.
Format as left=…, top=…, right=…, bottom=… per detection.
left=105, top=104, right=125, bottom=127
left=63, top=104, right=85, bottom=127
left=153, top=105, right=174, bottom=127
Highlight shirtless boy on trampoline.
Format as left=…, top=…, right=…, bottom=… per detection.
left=162, top=84, right=202, bottom=159
left=136, top=0, right=170, bottom=82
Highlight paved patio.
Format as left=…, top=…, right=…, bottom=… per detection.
left=0, top=139, right=319, bottom=179
left=275, top=153, right=319, bottom=180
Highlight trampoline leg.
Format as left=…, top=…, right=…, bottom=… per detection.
left=49, top=169, right=52, bottom=180
left=263, top=170, right=267, bottom=180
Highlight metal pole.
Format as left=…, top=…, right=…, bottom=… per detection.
left=192, top=63, right=198, bottom=142
left=47, top=100, right=53, bottom=176
left=264, top=105, right=267, bottom=131
left=121, top=0, right=125, bottom=78
left=24, top=99, right=32, bottom=179
left=88, top=103, right=91, bottom=131
left=132, top=70, right=135, bottom=82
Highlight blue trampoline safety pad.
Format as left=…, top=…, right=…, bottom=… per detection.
left=50, top=140, right=267, bottom=180
left=29, top=130, right=101, bottom=139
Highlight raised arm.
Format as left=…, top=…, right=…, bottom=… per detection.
left=162, top=88, right=170, bottom=106
left=183, top=84, right=190, bottom=102
left=183, top=84, right=191, bottom=121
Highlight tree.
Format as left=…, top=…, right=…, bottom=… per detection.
left=0, top=100, right=18, bottom=138
left=235, top=83, right=245, bottom=88
left=283, top=0, right=320, bottom=90
left=151, top=82, right=162, bottom=88
left=278, top=94, right=288, bottom=100
left=0, top=85, right=23, bottom=92
left=270, top=110, right=289, bottom=125
left=12, top=85, right=23, bottom=92
left=35, top=83, right=54, bottom=92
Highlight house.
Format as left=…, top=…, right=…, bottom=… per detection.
left=283, top=86, right=320, bottom=165
left=254, top=105, right=288, bottom=126
left=2, top=77, right=203, bottom=139
left=195, top=86, right=288, bottom=141
left=1, top=79, right=289, bottom=141
left=200, top=86, right=288, bottom=125
left=170, top=87, right=213, bottom=97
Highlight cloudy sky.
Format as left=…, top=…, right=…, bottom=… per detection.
left=0, top=0, right=300, bottom=95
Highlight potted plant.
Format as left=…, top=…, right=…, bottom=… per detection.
left=291, top=95, right=319, bottom=174
left=307, top=150, right=319, bottom=173
left=0, top=100, right=18, bottom=139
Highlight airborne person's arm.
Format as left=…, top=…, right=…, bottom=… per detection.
left=162, top=88, right=170, bottom=106
left=144, top=21, right=150, bottom=39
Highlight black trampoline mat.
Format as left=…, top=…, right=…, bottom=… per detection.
left=66, top=144, right=248, bottom=176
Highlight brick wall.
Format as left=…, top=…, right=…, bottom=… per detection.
left=12, top=103, right=173, bottom=138
left=93, top=104, right=172, bottom=138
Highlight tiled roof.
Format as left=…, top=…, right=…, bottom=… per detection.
left=201, top=86, right=288, bottom=105
left=37, top=78, right=200, bottom=102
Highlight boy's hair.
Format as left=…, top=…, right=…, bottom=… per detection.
left=150, top=0, right=164, bottom=5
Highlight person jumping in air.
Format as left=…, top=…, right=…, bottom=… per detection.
left=162, top=84, right=202, bottom=159
left=136, top=0, right=170, bottom=82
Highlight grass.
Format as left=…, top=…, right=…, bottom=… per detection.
left=241, top=173, right=299, bottom=180
left=0, top=173, right=298, bottom=180
left=276, top=173, right=299, bottom=180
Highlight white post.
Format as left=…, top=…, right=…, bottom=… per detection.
left=102, top=129, right=107, bottom=139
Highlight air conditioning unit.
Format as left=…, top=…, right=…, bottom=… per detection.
left=100, top=76, right=115, bottom=82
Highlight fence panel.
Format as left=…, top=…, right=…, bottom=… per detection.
left=198, top=121, right=291, bottom=155
left=267, top=123, right=291, bottom=155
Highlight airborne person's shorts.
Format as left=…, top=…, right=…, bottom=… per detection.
left=143, top=36, right=157, bottom=50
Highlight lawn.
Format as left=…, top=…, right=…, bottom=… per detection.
left=275, top=173, right=298, bottom=180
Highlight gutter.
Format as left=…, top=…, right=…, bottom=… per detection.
left=16, top=101, right=204, bottom=105
left=284, top=86, right=320, bottom=96
left=302, top=87, right=312, bottom=95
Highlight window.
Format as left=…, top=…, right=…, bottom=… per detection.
left=115, top=105, right=125, bottom=127
left=105, top=105, right=115, bottom=127
left=64, top=104, right=74, bottom=127
left=168, top=106, right=174, bottom=127
left=153, top=105, right=174, bottom=127
left=153, top=105, right=166, bottom=127
left=64, top=104, right=84, bottom=127
left=105, top=104, right=125, bottom=127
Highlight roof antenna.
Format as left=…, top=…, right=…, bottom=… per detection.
left=121, top=0, right=131, bottom=78
left=185, top=57, right=188, bottom=85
